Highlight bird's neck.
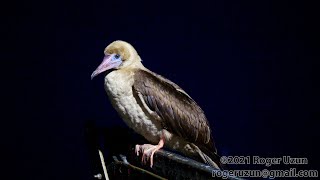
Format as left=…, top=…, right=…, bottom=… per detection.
left=128, top=60, right=145, bottom=69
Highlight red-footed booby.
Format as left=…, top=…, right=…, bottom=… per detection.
left=91, top=40, right=221, bottom=169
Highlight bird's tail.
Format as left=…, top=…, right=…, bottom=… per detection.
left=199, top=150, right=223, bottom=170
left=192, top=143, right=224, bottom=170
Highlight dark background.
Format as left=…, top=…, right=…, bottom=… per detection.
left=4, top=0, right=319, bottom=179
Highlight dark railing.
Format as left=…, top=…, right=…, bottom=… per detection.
left=107, top=149, right=243, bottom=180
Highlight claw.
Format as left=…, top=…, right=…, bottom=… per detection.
left=135, top=144, right=140, bottom=156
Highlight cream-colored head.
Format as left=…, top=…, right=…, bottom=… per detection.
left=91, top=40, right=142, bottom=79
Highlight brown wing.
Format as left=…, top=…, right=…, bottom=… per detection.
left=133, top=69, right=217, bottom=154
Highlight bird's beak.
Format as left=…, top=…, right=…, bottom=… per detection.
left=91, top=54, right=122, bottom=79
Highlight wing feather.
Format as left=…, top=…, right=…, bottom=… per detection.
left=133, top=69, right=216, bottom=153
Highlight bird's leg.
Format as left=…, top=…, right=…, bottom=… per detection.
left=134, top=132, right=165, bottom=167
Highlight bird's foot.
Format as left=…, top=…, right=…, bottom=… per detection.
left=134, top=139, right=164, bottom=167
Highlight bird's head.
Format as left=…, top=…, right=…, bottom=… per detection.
left=91, top=40, right=141, bottom=79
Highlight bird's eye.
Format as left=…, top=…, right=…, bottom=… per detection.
left=114, top=54, right=120, bottom=59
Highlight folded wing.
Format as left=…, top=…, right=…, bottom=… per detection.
left=133, top=69, right=217, bottom=155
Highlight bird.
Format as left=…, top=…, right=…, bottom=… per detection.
left=91, top=40, right=221, bottom=169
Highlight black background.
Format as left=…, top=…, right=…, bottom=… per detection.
left=4, top=0, right=319, bottom=179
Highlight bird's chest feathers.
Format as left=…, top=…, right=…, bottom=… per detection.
left=105, top=70, right=133, bottom=97
left=104, top=70, right=161, bottom=142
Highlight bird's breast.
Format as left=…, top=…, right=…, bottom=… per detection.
left=104, top=70, right=162, bottom=143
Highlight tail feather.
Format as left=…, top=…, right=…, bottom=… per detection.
left=199, top=150, right=223, bottom=169
left=191, top=143, right=223, bottom=169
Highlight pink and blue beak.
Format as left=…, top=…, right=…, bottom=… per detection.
left=91, top=54, right=122, bottom=80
